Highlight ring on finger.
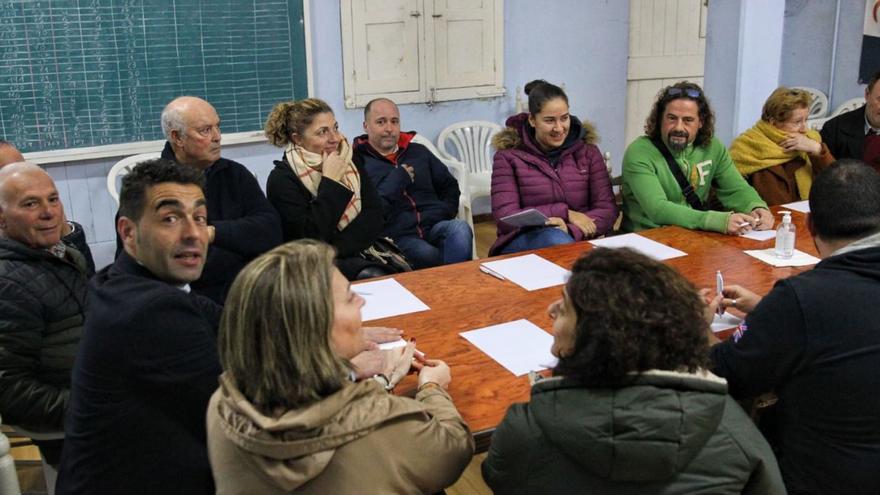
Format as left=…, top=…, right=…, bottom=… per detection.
left=731, top=299, right=738, bottom=307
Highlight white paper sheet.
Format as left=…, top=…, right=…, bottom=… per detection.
left=480, top=254, right=570, bottom=291
left=589, top=233, right=688, bottom=260
left=781, top=200, right=810, bottom=213
left=712, top=311, right=743, bottom=333
left=740, top=229, right=777, bottom=241
left=743, top=248, right=820, bottom=267
left=460, top=319, right=557, bottom=376
left=353, top=278, right=430, bottom=322
left=377, top=338, right=407, bottom=350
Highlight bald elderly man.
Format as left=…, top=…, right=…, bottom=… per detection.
left=0, top=140, right=95, bottom=275
left=0, top=163, right=89, bottom=466
left=118, top=96, right=281, bottom=303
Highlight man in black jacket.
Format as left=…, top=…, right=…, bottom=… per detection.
left=820, top=69, right=880, bottom=171
left=157, top=95, right=281, bottom=302
left=58, top=159, right=221, bottom=495
left=353, top=98, right=472, bottom=268
left=708, top=160, right=880, bottom=495
left=0, top=162, right=89, bottom=466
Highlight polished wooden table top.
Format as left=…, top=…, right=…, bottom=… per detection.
left=374, top=208, right=817, bottom=450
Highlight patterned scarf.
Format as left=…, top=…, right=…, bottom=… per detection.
left=730, top=119, right=822, bottom=200
left=285, top=137, right=362, bottom=230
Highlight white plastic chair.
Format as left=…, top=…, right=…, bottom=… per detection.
left=436, top=121, right=503, bottom=207
left=410, top=134, right=476, bottom=259
left=792, top=87, right=829, bottom=119
left=5, top=426, right=63, bottom=495
left=107, top=152, right=162, bottom=205
left=0, top=417, right=21, bottom=495
left=828, top=97, right=866, bottom=118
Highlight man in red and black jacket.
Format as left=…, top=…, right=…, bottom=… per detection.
left=352, top=98, right=472, bottom=269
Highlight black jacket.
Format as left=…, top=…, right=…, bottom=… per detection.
left=57, top=251, right=222, bottom=495
left=266, top=154, right=385, bottom=279
left=712, top=243, right=880, bottom=495
left=117, top=143, right=282, bottom=304
left=352, top=132, right=460, bottom=239
left=0, top=238, right=88, bottom=431
left=820, top=105, right=866, bottom=162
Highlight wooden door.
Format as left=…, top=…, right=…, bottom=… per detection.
left=625, top=0, right=708, bottom=147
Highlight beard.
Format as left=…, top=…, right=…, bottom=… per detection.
left=666, top=131, right=690, bottom=152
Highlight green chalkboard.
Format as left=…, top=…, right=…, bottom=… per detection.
left=0, top=0, right=308, bottom=153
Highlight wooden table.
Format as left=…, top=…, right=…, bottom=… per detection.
left=371, top=208, right=817, bottom=451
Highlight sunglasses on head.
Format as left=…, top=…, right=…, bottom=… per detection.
left=664, top=87, right=702, bottom=99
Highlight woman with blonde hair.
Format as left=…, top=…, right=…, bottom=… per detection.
left=207, top=239, right=474, bottom=494
left=264, top=98, right=399, bottom=279
left=729, top=87, right=835, bottom=205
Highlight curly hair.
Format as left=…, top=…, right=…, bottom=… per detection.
left=643, top=81, right=715, bottom=147
left=553, top=247, right=710, bottom=386
left=264, top=98, right=334, bottom=148
left=761, top=87, right=813, bottom=124
left=118, top=158, right=205, bottom=222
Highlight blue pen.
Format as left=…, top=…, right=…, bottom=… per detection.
left=715, top=270, right=724, bottom=315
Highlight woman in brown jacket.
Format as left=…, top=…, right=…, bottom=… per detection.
left=206, top=240, right=473, bottom=494
left=729, top=87, right=835, bottom=206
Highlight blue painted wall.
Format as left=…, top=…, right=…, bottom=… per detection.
left=780, top=0, right=869, bottom=109
left=41, top=0, right=631, bottom=270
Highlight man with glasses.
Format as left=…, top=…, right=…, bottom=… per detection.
left=820, top=69, right=880, bottom=172
left=153, top=96, right=281, bottom=303
left=621, top=81, right=773, bottom=234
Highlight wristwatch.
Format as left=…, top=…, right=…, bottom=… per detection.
left=372, top=373, right=394, bottom=391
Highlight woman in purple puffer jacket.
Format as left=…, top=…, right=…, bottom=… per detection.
left=490, top=80, right=617, bottom=255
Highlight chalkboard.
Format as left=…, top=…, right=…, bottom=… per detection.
left=0, top=0, right=308, bottom=153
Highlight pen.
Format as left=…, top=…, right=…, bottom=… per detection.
left=715, top=270, right=724, bottom=316
left=479, top=265, right=506, bottom=281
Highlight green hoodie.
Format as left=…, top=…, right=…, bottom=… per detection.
left=621, top=136, right=767, bottom=233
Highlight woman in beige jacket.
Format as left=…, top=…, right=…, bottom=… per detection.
left=206, top=239, right=474, bottom=494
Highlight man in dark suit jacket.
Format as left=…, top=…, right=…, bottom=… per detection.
left=58, top=159, right=222, bottom=495
left=820, top=69, right=880, bottom=171
left=158, top=96, right=281, bottom=303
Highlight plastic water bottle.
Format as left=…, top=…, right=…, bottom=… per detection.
left=774, top=211, right=795, bottom=259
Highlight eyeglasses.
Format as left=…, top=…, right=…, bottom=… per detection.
left=664, top=87, right=702, bottom=99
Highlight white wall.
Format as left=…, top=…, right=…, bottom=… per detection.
left=39, top=0, right=630, bottom=270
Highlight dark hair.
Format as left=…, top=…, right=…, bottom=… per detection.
left=554, top=247, right=709, bottom=386
left=118, top=158, right=205, bottom=222
left=524, top=79, right=568, bottom=115
left=809, top=160, right=880, bottom=240
left=644, top=81, right=715, bottom=147
left=868, top=69, right=880, bottom=93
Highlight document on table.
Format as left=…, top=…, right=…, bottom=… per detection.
left=480, top=254, right=570, bottom=291
left=589, top=233, right=687, bottom=260
left=353, top=278, right=430, bottom=322
left=740, top=229, right=777, bottom=241
left=712, top=311, right=743, bottom=333
left=781, top=200, right=810, bottom=213
left=743, top=248, right=821, bottom=267
left=460, top=319, right=557, bottom=376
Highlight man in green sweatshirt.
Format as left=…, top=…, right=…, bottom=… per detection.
left=621, top=82, right=774, bottom=234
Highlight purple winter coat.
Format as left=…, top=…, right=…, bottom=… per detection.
left=489, top=113, right=618, bottom=255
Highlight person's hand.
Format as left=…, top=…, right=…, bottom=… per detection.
left=322, top=150, right=348, bottom=182
left=417, top=359, right=451, bottom=389
left=780, top=133, right=821, bottom=155
left=568, top=210, right=597, bottom=237
left=381, top=341, right=417, bottom=387
left=697, top=288, right=723, bottom=345
left=362, top=326, right=402, bottom=344
left=350, top=347, right=383, bottom=380
left=401, top=164, right=415, bottom=182
left=720, top=284, right=762, bottom=313
left=726, top=213, right=756, bottom=235
left=751, top=208, right=775, bottom=231
left=545, top=217, right=568, bottom=233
